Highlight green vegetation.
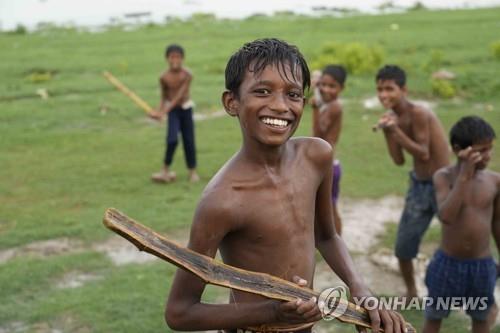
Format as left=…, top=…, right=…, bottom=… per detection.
left=310, top=42, right=385, bottom=74
left=431, top=79, right=456, bottom=99
left=1, top=7, right=499, bottom=332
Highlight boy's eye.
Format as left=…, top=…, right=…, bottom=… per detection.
left=288, top=91, right=303, bottom=100
left=254, top=89, right=271, bottom=95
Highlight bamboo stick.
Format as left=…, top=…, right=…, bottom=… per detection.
left=102, top=71, right=154, bottom=114
left=102, top=208, right=416, bottom=333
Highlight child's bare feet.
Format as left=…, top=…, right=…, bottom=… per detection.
left=151, top=170, right=176, bottom=183
left=189, top=170, right=200, bottom=183
left=487, top=302, right=498, bottom=329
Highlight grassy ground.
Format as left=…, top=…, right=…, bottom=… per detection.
left=1, top=7, right=500, bottom=332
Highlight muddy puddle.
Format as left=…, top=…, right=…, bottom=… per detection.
left=0, top=238, right=84, bottom=264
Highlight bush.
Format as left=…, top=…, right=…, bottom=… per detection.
left=422, top=49, right=451, bottom=72
left=311, top=42, right=385, bottom=75
left=11, top=24, right=27, bottom=35
left=490, top=41, right=500, bottom=60
left=431, top=79, right=456, bottom=99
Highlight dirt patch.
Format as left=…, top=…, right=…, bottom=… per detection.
left=339, top=196, right=403, bottom=253
left=55, top=271, right=102, bottom=289
left=93, top=226, right=191, bottom=266
left=313, top=196, right=407, bottom=294
left=0, top=315, right=91, bottom=333
left=92, top=236, right=158, bottom=265
left=0, top=322, right=28, bottom=333
left=0, top=238, right=84, bottom=264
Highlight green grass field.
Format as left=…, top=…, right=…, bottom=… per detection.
left=1, top=7, right=500, bottom=332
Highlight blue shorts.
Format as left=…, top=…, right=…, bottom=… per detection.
left=395, top=172, right=437, bottom=259
left=331, top=160, right=341, bottom=204
left=425, top=249, right=497, bottom=321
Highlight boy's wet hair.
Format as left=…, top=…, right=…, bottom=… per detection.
left=376, top=65, right=406, bottom=88
left=165, top=44, right=185, bottom=57
left=450, top=116, right=496, bottom=149
left=225, top=38, right=310, bottom=96
left=322, top=65, right=347, bottom=86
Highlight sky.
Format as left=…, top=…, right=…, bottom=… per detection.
left=1, top=0, right=500, bottom=30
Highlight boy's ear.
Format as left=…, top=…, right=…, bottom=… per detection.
left=222, top=90, right=239, bottom=117
left=452, top=144, right=462, bottom=153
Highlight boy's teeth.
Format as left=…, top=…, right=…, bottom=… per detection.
left=262, top=117, right=288, bottom=127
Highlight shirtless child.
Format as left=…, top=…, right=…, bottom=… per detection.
left=424, top=116, right=499, bottom=333
left=374, top=65, right=450, bottom=298
left=164, top=39, right=406, bottom=333
left=151, top=44, right=200, bottom=183
left=311, top=65, right=347, bottom=235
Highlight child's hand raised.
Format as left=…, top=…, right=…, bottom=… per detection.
left=148, top=110, right=164, bottom=121
left=378, top=112, right=398, bottom=131
left=457, top=146, right=482, bottom=180
left=272, top=276, right=322, bottom=324
left=373, top=112, right=398, bottom=132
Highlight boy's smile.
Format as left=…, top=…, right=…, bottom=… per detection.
left=225, top=64, right=305, bottom=147
left=376, top=79, right=405, bottom=109
left=167, top=52, right=183, bottom=70
left=319, top=74, right=342, bottom=103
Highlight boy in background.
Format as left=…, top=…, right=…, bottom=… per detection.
left=311, top=65, right=346, bottom=235
left=151, top=44, right=200, bottom=183
left=424, top=116, right=499, bottom=333
left=375, top=65, right=450, bottom=298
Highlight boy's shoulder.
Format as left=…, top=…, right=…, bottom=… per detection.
left=408, top=102, right=431, bottom=116
left=483, top=169, right=500, bottom=186
left=290, top=137, right=333, bottom=167
left=324, top=100, right=343, bottom=115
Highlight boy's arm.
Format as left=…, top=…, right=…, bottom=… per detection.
left=319, top=104, right=342, bottom=142
left=434, top=147, right=482, bottom=224
left=311, top=99, right=321, bottom=137
left=312, top=140, right=406, bottom=333
left=384, top=108, right=430, bottom=161
left=492, top=176, right=500, bottom=267
left=166, top=196, right=319, bottom=331
left=379, top=113, right=405, bottom=165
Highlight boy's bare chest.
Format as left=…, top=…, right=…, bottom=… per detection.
left=397, top=116, right=414, bottom=137
left=232, top=177, right=317, bottom=234
left=162, top=72, right=186, bottom=89
left=460, top=177, right=497, bottom=208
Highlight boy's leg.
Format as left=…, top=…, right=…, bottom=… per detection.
left=395, top=173, right=435, bottom=297
left=332, top=160, right=342, bottom=235
left=466, top=257, right=497, bottom=333
left=422, top=319, right=442, bottom=333
left=398, top=259, right=417, bottom=298
left=424, top=250, right=453, bottom=333
left=471, top=320, right=489, bottom=333
left=152, top=108, right=180, bottom=183
left=179, top=107, right=199, bottom=182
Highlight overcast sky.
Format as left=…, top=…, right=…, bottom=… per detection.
left=1, top=0, right=500, bottom=30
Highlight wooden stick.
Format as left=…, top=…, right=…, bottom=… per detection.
left=102, top=71, right=154, bottom=114
left=102, top=208, right=416, bottom=333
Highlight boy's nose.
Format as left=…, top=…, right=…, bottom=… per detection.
left=269, top=93, right=289, bottom=112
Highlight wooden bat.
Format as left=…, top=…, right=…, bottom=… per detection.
left=102, top=71, right=154, bottom=114
left=102, top=208, right=416, bottom=333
